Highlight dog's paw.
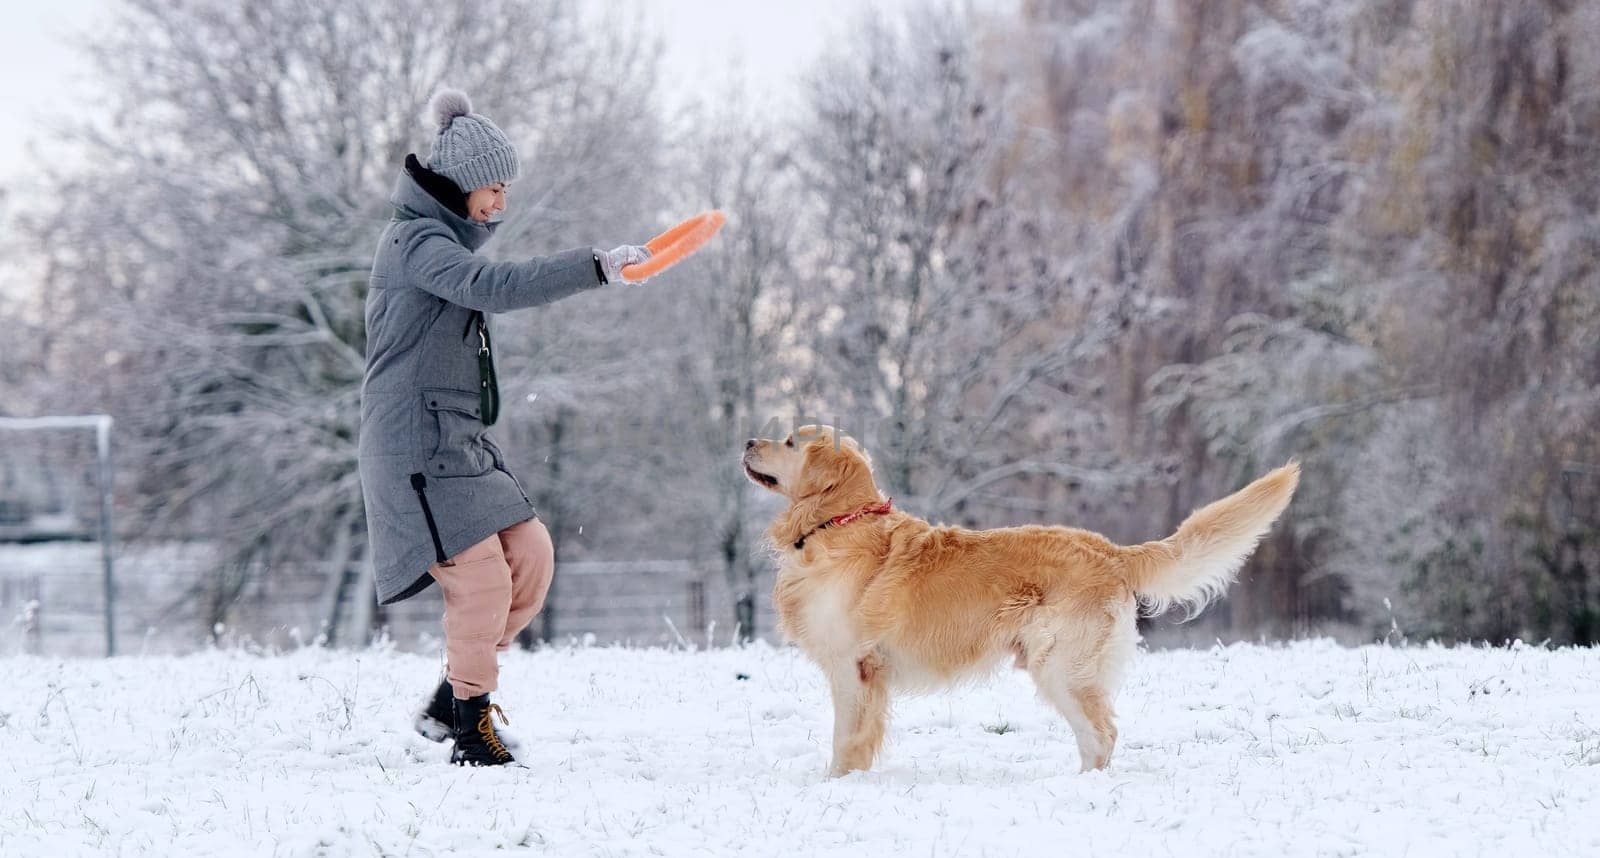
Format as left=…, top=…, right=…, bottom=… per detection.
left=827, top=760, right=869, bottom=778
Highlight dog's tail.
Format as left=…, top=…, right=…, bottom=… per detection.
left=1119, top=462, right=1300, bottom=618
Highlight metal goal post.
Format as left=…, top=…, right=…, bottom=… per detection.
left=0, top=415, right=116, bottom=656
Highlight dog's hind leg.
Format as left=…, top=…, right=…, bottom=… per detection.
left=1068, top=686, right=1118, bottom=771
left=1031, top=668, right=1117, bottom=772
left=1027, top=611, right=1131, bottom=772
left=825, top=652, right=891, bottom=777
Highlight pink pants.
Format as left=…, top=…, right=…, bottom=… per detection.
left=429, top=516, right=555, bottom=699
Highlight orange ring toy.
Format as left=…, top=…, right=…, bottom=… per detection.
left=621, top=210, right=727, bottom=281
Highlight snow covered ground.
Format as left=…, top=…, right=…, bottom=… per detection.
left=1, top=639, right=1595, bottom=857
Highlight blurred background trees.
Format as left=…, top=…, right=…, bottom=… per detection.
left=2, top=0, right=1595, bottom=647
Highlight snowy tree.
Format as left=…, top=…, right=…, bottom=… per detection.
left=1010, top=0, right=1600, bottom=642
left=8, top=0, right=1596, bottom=646
left=1338, top=0, right=1600, bottom=642
left=795, top=6, right=1134, bottom=529
left=14, top=0, right=664, bottom=635
left=665, top=93, right=810, bottom=641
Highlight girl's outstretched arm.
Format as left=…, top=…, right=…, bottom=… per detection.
left=399, top=220, right=604, bottom=312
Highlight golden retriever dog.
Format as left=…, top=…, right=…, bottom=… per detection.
left=742, top=425, right=1299, bottom=777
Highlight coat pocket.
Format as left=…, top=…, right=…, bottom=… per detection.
left=421, top=387, right=491, bottom=477
left=482, top=435, right=533, bottom=506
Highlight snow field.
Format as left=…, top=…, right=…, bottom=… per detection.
left=1, top=639, right=1596, bottom=857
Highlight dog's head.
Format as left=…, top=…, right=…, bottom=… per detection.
left=743, top=424, right=876, bottom=502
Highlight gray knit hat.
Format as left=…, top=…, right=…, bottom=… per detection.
left=423, top=88, right=520, bottom=192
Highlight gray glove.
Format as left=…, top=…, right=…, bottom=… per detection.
left=597, top=245, right=652, bottom=285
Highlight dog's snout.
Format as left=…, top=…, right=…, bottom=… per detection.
left=745, top=439, right=757, bottom=450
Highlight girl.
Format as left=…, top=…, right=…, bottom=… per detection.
left=358, top=89, right=650, bottom=766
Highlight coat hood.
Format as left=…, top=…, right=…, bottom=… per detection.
left=389, top=156, right=499, bottom=252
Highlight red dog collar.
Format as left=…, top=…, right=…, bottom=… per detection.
left=793, top=497, right=893, bottom=549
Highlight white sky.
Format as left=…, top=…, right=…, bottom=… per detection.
left=0, top=0, right=898, bottom=185
left=0, top=0, right=103, bottom=182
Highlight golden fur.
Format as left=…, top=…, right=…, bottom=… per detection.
left=743, top=425, right=1300, bottom=776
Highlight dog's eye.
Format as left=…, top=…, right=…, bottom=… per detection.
left=784, top=437, right=794, bottom=448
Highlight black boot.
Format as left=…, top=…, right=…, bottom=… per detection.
left=450, top=694, right=518, bottom=767
left=416, top=678, right=523, bottom=753
left=414, top=678, right=455, bottom=743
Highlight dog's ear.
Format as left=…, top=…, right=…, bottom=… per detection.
left=840, top=436, right=873, bottom=473
left=796, top=438, right=875, bottom=501
left=796, top=440, right=848, bottom=499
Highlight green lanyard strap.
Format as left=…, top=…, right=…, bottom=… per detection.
left=473, top=312, right=500, bottom=426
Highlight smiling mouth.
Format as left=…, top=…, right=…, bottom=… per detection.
left=744, top=461, right=779, bottom=488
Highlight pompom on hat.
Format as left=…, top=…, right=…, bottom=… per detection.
left=422, top=88, right=520, bottom=192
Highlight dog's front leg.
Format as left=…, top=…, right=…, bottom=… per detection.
left=825, top=653, right=890, bottom=777
left=825, top=668, right=857, bottom=776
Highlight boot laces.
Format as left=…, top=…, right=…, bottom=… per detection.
left=477, top=703, right=512, bottom=761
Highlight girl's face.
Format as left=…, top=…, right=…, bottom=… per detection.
left=466, top=183, right=507, bottom=223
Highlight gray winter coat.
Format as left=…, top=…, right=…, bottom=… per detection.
left=359, top=166, right=604, bottom=604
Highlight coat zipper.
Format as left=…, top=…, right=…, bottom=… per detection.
left=409, top=472, right=449, bottom=564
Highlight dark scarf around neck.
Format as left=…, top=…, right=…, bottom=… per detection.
left=404, top=153, right=470, bottom=220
